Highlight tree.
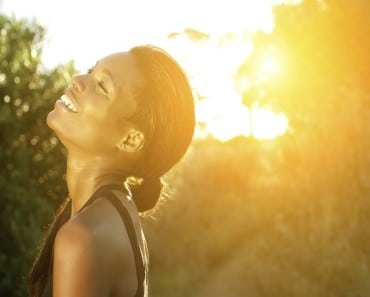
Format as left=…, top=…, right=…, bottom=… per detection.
left=0, top=14, right=75, bottom=297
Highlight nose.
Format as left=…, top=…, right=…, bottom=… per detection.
left=71, top=75, right=85, bottom=92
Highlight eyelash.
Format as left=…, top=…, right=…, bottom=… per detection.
left=87, top=68, right=107, bottom=93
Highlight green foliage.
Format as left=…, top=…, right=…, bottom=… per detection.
left=0, top=14, right=75, bottom=297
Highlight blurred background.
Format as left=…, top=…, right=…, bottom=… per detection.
left=1, top=0, right=370, bottom=296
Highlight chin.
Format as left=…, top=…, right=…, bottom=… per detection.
left=47, top=107, right=70, bottom=133
left=46, top=109, right=67, bottom=137
left=46, top=110, right=70, bottom=147
left=46, top=110, right=57, bottom=131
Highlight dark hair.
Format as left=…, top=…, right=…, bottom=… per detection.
left=128, top=45, right=195, bottom=211
left=28, top=45, right=195, bottom=296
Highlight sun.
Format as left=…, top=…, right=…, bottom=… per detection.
left=261, top=57, right=279, bottom=76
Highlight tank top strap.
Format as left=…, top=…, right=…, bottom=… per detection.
left=79, top=183, right=132, bottom=212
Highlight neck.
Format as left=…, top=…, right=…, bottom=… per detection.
left=66, top=153, right=128, bottom=216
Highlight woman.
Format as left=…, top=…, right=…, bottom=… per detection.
left=28, top=45, right=195, bottom=297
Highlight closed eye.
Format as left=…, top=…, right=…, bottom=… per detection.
left=98, top=81, right=108, bottom=93
left=87, top=68, right=108, bottom=94
left=87, top=64, right=112, bottom=95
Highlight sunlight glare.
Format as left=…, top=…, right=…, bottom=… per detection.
left=251, top=105, right=288, bottom=139
left=195, top=97, right=251, bottom=142
left=262, top=57, right=279, bottom=75
left=165, top=32, right=289, bottom=141
left=181, top=33, right=289, bottom=142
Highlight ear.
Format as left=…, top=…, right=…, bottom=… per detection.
left=117, top=129, right=144, bottom=153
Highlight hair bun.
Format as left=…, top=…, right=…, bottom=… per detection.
left=130, top=177, right=163, bottom=212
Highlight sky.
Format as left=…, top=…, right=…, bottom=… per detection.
left=0, top=0, right=293, bottom=140
left=0, top=0, right=282, bottom=70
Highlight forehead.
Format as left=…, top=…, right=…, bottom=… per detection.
left=95, top=51, right=144, bottom=90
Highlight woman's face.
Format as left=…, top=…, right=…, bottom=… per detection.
left=47, top=51, right=144, bottom=155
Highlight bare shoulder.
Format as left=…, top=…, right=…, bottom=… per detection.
left=53, top=215, right=108, bottom=297
left=54, top=214, right=95, bottom=258
left=55, top=197, right=134, bottom=262
left=53, top=197, right=137, bottom=297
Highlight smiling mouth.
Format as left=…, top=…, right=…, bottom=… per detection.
left=60, top=94, right=78, bottom=113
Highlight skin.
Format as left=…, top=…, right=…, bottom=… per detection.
left=47, top=51, right=146, bottom=297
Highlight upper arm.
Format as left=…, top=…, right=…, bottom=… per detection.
left=53, top=220, right=110, bottom=297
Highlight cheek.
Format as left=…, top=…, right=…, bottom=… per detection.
left=87, top=101, right=134, bottom=146
left=46, top=108, right=77, bottom=140
left=114, top=88, right=138, bottom=119
left=75, top=113, right=121, bottom=149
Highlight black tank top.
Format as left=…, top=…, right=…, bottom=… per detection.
left=42, top=184, right=149, bottom=297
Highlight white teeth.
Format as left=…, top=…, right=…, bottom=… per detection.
left=60, top=94, right=78, bottom=112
